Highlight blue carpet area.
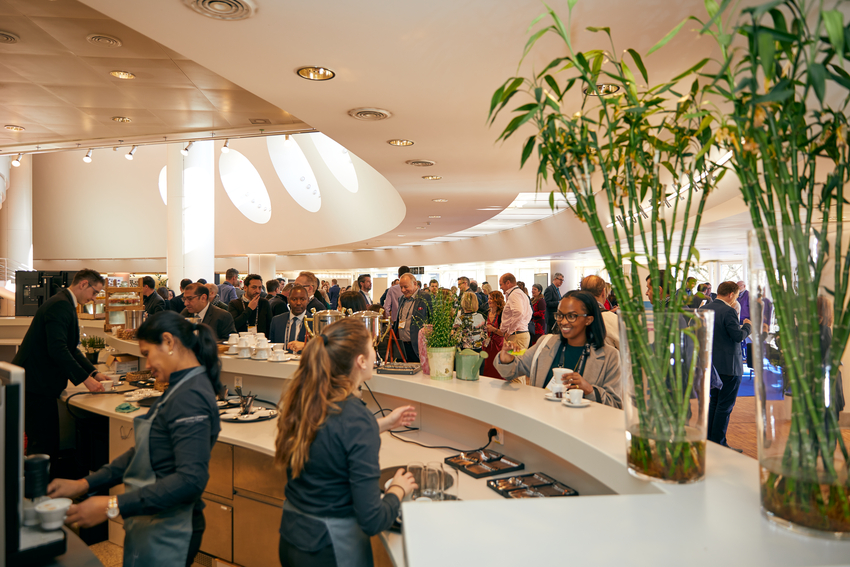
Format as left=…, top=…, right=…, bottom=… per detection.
left=737, top=359, right=785, bottom=400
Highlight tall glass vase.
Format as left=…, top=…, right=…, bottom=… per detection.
left=620, top=311, right=714, bottom=483
left=748, top=228, right=850, bottom=538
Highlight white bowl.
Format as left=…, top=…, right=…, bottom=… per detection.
left=35, top=498, right=72, bottom=530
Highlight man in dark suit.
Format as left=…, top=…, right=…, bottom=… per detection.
left=266, top=279, right=288, bottom=316
left=229, top=274, right=272, bottom=336
left=269, top=285, right=309, bottom=352
left=328, top=279, right=340, bottom=309
left=180, top=283, right=236, bottom=340
left=700, top=280, right=752, bottom=451
left=544, top=272, right=564, bottom=333
left=170, top=278, right=192, bottom=313
left=393, top=273, right=431, bottom=362
left=295, top=271, right=327, bottom=314
left=357, top=274, right=372, bottom=308
left=141, top=275, right=166, bottom=316
left=13, top=269, right=111, bottom=466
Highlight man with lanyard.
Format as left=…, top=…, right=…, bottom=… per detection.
left=499, top=273, right=532, bottom=351
left=394, top=273, right=430, bottom=362
left=357, top=274, right=372, bottom=308
left=228, top=274, right=272, bottom=336
left=13, top=268, right=112, bottom=470
left=269, top=285, right=309, bottom=353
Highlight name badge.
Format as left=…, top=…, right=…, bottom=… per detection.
left=399, top=321, right=406, bottom=329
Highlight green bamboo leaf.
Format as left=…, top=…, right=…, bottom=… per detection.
left=549, top=191, right=555, bottom=211
left=547, top=5, right=572, bottom=46
left=699, top=0, right=733, bottom=33
left=768, top=8, right=787, bottom=34
left=587, top=26, right=611, bottom=35
left=575, top=52, right=590, bottom=72
left=567, top=0, right=577, bottom=12
left=526, top=12, right=547, bottom=32
left=590, top=52, right=604, bottom=84
left=489, top=77, right=525, bottom=124
left=670, top=58, right=709, bottom=82
left=621, top=61, right=639, bottom=99
left=520, top=135, right=536, bottom=167
left=758, top=31, right=776, bottom=82
left=828, top=66, right=850, bottom=90
left=692, top=133, right=716, bottom=162
left=809, top=63, right=827, bottom=103
left=822, top=10, right=845, bottom=64
left=522, top=28, right=551, bottom=61
left=704, top=0, right=719, bottom=18
left=691, top=247, right=701, bottom=263
left=745, top=0, right=783, bottom=19
left=627, top=49, right=649, bottom=84
left=544, top=75, right=562, bottom=100
left=648, top=19, right=687, bottom=55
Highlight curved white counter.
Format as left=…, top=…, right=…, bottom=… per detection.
left=56, top=334, right=850, bottom=566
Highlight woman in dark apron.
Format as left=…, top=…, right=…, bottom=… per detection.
left=275, top=318, right=418, bottom=567
left=48, top=311, right=221, bottom=567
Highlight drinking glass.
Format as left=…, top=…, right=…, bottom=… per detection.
left=421, top=462, right=444, bottom=501
left=406, top=462, right=424, bottom=500
left=441, top=465, right=459, bottom=501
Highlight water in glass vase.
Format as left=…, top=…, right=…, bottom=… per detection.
left=626, top=426, right=706, bottom=484
left=760, top=457, right=850, bottom=538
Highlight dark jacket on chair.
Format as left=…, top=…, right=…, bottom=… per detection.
left=13, top=288, right=96, bottom=400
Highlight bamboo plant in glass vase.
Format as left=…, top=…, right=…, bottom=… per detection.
left=425, top=291, right=460, bottom=380
left=703, top=0, right=850, bottom=536
left=490, top=5, right=724, bottom=482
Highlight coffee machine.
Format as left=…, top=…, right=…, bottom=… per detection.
left=1, top=362, right=66, bottom=565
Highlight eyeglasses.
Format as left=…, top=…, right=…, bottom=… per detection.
left=554, top=312, right=589, bottom=323
left=183, top=295, right=200, bottom=301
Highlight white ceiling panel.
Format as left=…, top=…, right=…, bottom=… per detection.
left=173, top=60, right=243, bottom=91
left=1, top=53, right=112, bottom=86
left=43, top=84, right=149, bottom=109
left=149, top=109, right=231, bottom=129
left=82, top=57, right=197, bottom=87
left=30, top=17, right=171, bottom=59
left=118, top=86, right=216, bottom=111
left=5, top=104, right=94, bottom=125
left=0, top=83, right=69, bottom=106
left=4, top=0, right=107, bottom=19
left=0, top=16, right=71, bottom=55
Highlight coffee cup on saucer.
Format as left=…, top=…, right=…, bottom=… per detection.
left=549, top=382, right=565, bottom=399
left=272, top=343, right=284, bottom=352
left=35, top=498, right=72, bottom=531
left=237, top=337, right=250, bottom=348
left=568, top=389, right=583, bottom=405
left=228, top=333, right=239, bottom=345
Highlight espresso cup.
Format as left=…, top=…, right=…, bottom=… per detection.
left=105, top=373, right=121, bottom=385
left=549, top=382, right=565, bottom=398
left=35, top=498, right=72, bottom=531
left=228, top=333, right=239, bottom=345
left=272, top=343, right=284, bottom=352
left=237, top=337, right=250, bottom=348
left=551, top=368, right=574, bottom=385
left=102, top=380, right=113, bottom=392
left=569, top=388, right=583, bottom=405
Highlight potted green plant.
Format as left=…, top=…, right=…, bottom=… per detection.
left=490, top=4, right=723, bottom=482
left=702, top=0, right=850, bottom=536
left=425, top=291, right=460, bottom=380
left=81, top=335, right=106, bottom=364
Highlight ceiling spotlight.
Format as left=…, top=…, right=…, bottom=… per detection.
left=125, top=145, right=137, bottom=160
left=4, top=125, right=24, bottom=132
left=397, top=234, right=406, bottom=237
left=221, top=139, right=230, bottom=153
left=432, top=198, right=448, bottom=203
left=422, top=175, right=442, bottom=180
left=388, top=139, right=414, bottom=146
left=11, top=153, right=22, bottom=167
left=296, top=66, right=335, bottom=81
left=109, top=70, right=136, bottom=80
left=112, top=116, right=131, bottom=123
left=416, top=226, right=425, bottom=229
left=181, top=141, right=194, bottom=156
left=83, top=149, right=93, bottom=163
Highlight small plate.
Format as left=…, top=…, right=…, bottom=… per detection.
left=220, top=413, right=240, bottom=421
left=544, top=393, right=564, bottom=402
left=562, top=398, right=591, bottom=408
left=216, top=400, right=229, bottom=407
left=255, top=409, right=278, bottom=418
left=238, top=413, right=260, bottom=421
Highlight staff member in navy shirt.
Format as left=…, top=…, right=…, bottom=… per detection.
left=48, top=311, right=221, bottom=567
left=275, top=318, right=418, bottom=567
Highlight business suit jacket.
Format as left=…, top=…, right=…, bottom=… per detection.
left=268, top=295, right=289, bottom=317
left=307, top=296, right=327, bottom=315
left=170, top=293, right=186, bottom=314
left=543, top=283, right=562, bottom=333
left=269, top=312, right=307, bottom=345
left=393, top=294, right=431, bottom=360
left=181, top=305, right=236, bottom=341
left=328, top=285, right=340, bottom=309
left=228, top=297, right=272, bottom=337
left=494, top=334, right=622, bottom=408
left=143, top=291, right=166, bottom=316
left=700, top=299, right=751, bottom=376
left=13, top=288, right=96, bottom=400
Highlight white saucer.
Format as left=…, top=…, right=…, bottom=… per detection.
left=251, top=355, right=269, bottom=360
left=238, top=413, right=260, bottom=421
left=236, top=353, right=252, bottom=359
left=223, top=407, right=258, bottom=415
left=562, top=398, right=591, bottom=408
left=544, top=393, right=565, bottom=402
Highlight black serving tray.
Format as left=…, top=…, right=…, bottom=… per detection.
left=444, top=449, right=524, bottom=479
left=487, top=472, right=579, bottom=498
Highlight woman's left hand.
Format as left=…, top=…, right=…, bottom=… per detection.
left=65, top=496, right=110, bottom=529
left=379, top=405, right=417, bottom=433
left=562, top=373, right=593, bottom=396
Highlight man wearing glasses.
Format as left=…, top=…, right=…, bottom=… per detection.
left=181, top=283, right=236, bottom=340
left=544, top=273, right=564, bottom=333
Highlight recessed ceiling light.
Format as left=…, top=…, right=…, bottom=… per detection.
left=4, top=125, right=24, bottom=131
left=109, top=70, right=135, bottom=80
left=388, top=139, right=414, bottom=146
left=406, top=159, right=435, bottom=167
left=297, top=66, right=335, bottom=81
left=422, top=175, right=442, bottom=180
left=432, top=199, right=448, bottom=203
left=112, top=116, right=131, bottom=123
left=429, top=215, right=441, bottom=219
left=583, top=83, right=621, bottom=96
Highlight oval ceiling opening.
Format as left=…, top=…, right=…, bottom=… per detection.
left=310, top=132, right=358, bottom=193
left=267, top=135, right=321, bottom=212
left=219, top=149, right=272, bottom=224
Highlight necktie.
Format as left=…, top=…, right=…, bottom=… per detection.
left=289, top=317, right=299, bottom=343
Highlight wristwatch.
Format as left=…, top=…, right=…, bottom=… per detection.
left=106, top=496, right=120, bottom=519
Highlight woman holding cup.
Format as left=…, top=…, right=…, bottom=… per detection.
left=275, top=318, right=418, bottom=567
left=495, top=290, right=622, bottom=408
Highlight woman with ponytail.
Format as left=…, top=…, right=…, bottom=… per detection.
left=276, top=318, right=417, bottom=567
left=47, top=311, right=222, bottom=567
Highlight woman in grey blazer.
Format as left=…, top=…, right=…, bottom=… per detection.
left=495, top=290, right=622, bottom=408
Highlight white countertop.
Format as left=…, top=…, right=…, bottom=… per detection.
left=65, top=340, right=850, bottom=566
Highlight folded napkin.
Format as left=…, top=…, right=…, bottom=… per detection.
left=115, top=402, right=140, bottom=413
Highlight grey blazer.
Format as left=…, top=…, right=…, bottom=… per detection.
left=494, top=334, right=623, bottom=409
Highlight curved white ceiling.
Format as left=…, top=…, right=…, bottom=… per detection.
left=266, top=135, right=321, bottom=213
left=219, top=149, right=272, bottom=224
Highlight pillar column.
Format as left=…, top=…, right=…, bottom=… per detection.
left=550, top=260, right=576, bottom=293
left=247, top=254, right=276, bottom=283
left=167, top=141, right=215, bottom=285
left=0, top=155, right=34, bottom=270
